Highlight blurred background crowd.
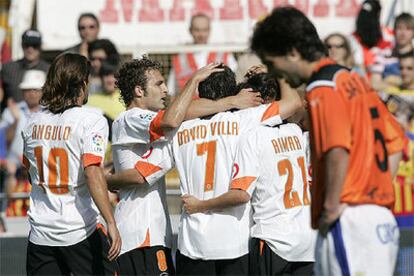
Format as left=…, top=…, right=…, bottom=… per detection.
left=0, top=1, right=412, bottom=268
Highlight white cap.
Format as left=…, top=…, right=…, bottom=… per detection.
left=19, top=70, right=46, bottom=90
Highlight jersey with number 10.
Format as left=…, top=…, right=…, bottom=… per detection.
left=22, top=107, right=108, bottom=246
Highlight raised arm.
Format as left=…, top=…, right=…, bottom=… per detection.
left=85, top=165, right=121, bottom=261
left=160, top=62, right=224, bottom=130
left=278, top=78, right=302, bottom=120
left=185, top=88, right=263, bottom=120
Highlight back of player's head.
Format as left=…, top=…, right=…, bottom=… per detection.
left=116, top=56, right=161, bottom=106
left=198, top=65, right=237, bottom=100
left=251, top=7, right=326, bottom=62
left=41, top=53, right=90, bottom=114
left=237, top=73, right=280, bottom=102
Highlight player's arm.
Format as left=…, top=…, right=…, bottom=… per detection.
left=277, top=78, right=302, bottom=120
left=85, top=165, right=121, bottom=261
left=185, top=88, right=263, bottom=120
left=183, top=133, right=258, bottom=214
left=106, top=169, right=147, bottom=190
left=160, top=62, right=224, bottom=131
left=182, top=190, right=250, bottom=214
left=319, top=147, right=349, bottom=236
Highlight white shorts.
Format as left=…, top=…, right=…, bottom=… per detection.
left=315, top=204, right=399, bottom=276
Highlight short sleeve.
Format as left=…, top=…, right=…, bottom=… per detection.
left=237, top=102, right=282, bottom=133
left=125, top=110, right=166, bottom=143
left=135, top=142, right=174, bottom=186
left=82, top=116, right=109, bottom=168
left=230, top=132, right=259, bottom=196
left=308, top=86, right=352, bottom=155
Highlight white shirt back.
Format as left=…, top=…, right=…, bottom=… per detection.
left=231, top=123, right=315, bottom=262
left=112, top=108, right=172, bottom=255
left=22, top=107, right=108, bottom=246
left=168, top=103, right=282, bottom=259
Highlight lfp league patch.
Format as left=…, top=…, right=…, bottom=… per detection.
left=91, top=133, right=105, bottom=153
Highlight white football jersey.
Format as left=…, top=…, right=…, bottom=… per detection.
left=112, top=108, right=172, bottom=255
left=230, top=123, right=315, bottom=262
left=143, top=102, right=282, bottom=260
left=22, top=107, right=108, bottom=246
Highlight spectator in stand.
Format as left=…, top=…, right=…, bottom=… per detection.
left=383, top=12, right=414, bottom=87
left=324, top=33, right=364, bottom=76
left=87, top=39, right=121, bottom=95
left=1, top=29, right=49, bottom=109
left=0, top=70, right=45, bottom=213
left=349, top=0, right=394, bottom=90
left=383, top=53, right=414, bottom=129
left=87, top=63, right=123, bottom=121
left=168, top=13, right=237, bottom=96
left=65, top=13, right=100, bottom=58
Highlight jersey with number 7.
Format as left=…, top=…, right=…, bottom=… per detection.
left=140, top=102, right=282, bottom=260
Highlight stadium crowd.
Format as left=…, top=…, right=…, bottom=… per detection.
left=0, top=0, right=413, bottom=275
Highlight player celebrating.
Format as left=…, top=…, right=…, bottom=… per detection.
left=22, top=53, right=120, bottom=275
left=182, top=72, right=315, bottom=275
left=110, top=57, right=263, bottom=275
left=136, top=65, right=301, bottom=275
left=251, top=7, right=407, bottom=275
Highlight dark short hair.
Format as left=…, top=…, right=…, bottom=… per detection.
left=237, top=73, right=280, bottom=101
left=115, top=56, right=161, bottom=106
left=88, top=39, right=121, bottom=67
left=251, top=7, right=326, bottom=62
left=78, top=13, right=100, bottom=29
left=198, top=65, right=236, bottom=100
left=41, top=53, right=90, bottom=114
left=99, top=62, right=118, bottom=78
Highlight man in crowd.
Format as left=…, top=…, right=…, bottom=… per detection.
left=251, top=7, right=407, bottom=275
left=22, top=53, right=120, bottom=274
left=65, top=13, right=100, bottom=57
left=168, top=13, right=237, bottom=96
left=1, top=29, right=49, bottom=110
left=0, top=70, right=45, bottom=216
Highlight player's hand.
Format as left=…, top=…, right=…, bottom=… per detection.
left=233, top=88, right=263, bottom=109
left=319, top=203, right=347, bottom=237
left=7, top=98, right=20, bottom=121
left=191, top=62, right=224, bottom=84
left=182, top=194, right=203, bottom=214
left=107, top=222, right=121, bottom=261
left=245, top=64, right=268, bottom=79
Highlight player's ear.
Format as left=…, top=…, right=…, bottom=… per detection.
left=134, top=85, right=144, bottom=98
left=287, top=48, right=301, bottom=62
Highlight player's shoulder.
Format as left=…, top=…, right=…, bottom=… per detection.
left=73, top=106, right=106, bottom=124
left=307, top=63, right=350, bottom=92
left=116, top=107, right=157, bottom=124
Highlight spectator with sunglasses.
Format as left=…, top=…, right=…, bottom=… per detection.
left=65, top=13, right=100, bottom=58
left=0, top=29, right=49, bottom=110
left=324, top=33, right=364, bottom=76
left=87, top=39, right=121, bottom=95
